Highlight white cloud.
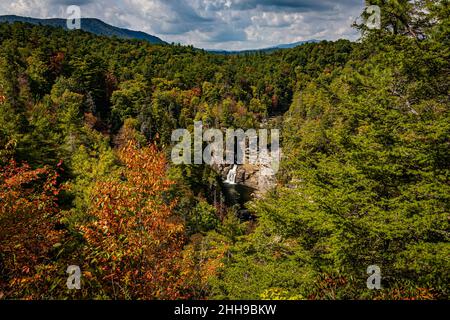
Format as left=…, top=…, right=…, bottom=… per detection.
left=0, top=0, right=366, bottom=50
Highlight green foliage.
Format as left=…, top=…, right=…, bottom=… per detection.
left=0, top=2, right=448, bottom=299
left=189, top=200, right=220, bottom=234
left=211, top=28, right=449, bottom=299
left=68, top=131, right=117, bottom=216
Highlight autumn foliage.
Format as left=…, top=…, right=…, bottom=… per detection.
left=0, top=160, right=63, bottom=298
left=1, top=3, right=448, bottom=299
left=0, top=143, right=198, bottom=300
left=80, top=141, right=193, bottom=299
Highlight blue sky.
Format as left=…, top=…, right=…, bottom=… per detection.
left=0, top=0, right=366, bottom=50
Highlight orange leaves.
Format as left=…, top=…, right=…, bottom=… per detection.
left=117, top=140, right=174, bottom=194
left=0, top=160, right=63, bottom=298
left=49, top=51, right=65, bottom=75
left=0, top=160, right=61, bottom=218
left=81, top=141, right=192, bottom=299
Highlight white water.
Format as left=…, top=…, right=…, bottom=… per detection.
left=225, top=164, right=238, bottom=184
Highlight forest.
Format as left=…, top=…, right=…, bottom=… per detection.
left=0, top=0, right=449, bottom=300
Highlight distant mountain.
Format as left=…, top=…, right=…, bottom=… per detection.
left=208, top=40, right=320, bottom=55
left=0, top=15, right=319, bottom=52
left=270, top=40, right=320, bottom=49
left=0, top=15, right=166, bottom=44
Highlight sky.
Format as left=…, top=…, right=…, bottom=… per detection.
left=0, top=0, right=367, bottom=50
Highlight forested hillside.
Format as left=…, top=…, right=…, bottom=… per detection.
left=0, top=15, right=167, bottom=44
left=0, top=0, right=448, bottom=300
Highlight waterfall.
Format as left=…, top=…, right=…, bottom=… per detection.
left=225, top=164, right=238, bottom=184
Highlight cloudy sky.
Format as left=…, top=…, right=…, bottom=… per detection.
left=0, top=0, right=366, bottom=50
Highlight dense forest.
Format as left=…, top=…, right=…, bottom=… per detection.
left=0, top=0, right=449, bottom=300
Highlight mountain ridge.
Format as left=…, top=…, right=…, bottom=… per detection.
left=0, top=15, right=319, bottom=52
left=207, top=40, right=321, bottom=54
left=0, top=15, right=166, bottom=44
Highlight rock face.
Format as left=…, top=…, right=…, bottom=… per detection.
left=211, top=117, right=282, bottom=199
left=213, top=162, right=277, bottom=198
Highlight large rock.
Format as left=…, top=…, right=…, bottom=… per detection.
left=216, top=162, right=277, bottom=199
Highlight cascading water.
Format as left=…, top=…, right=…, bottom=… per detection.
left=222, top=164, right=254, bottom=219
left=225, top=164, right=238, bottom=184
